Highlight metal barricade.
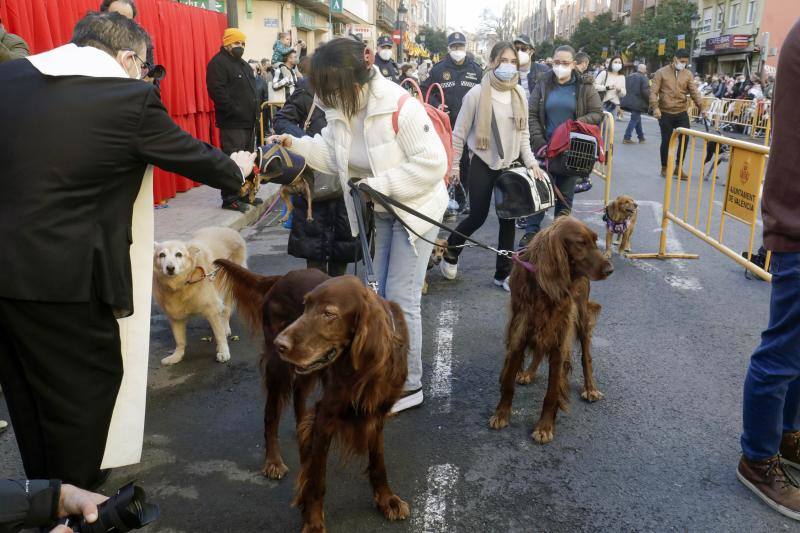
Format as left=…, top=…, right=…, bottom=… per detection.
left=591, top=111, right=615, bottom=205
left=689, top=97, right=771, bottom=145
left=627, top=127, right=772, bottom=281
left=259, top=101, right=285, bottom=146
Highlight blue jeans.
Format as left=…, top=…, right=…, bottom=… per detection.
left=741, top=252, right=800, bottom=461
left=624, top=110, right=644, bottom=140
left=524, top=173, right=578, bottom=235
left=373, top=213, right=437, bottom=392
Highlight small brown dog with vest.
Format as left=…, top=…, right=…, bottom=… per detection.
left=153, top=227, right=247, bottom=365
left=603, top=194, right=638, bottom=258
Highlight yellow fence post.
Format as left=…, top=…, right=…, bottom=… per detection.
left=592, top=111, right=615, bottom=205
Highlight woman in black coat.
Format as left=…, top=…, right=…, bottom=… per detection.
left=272, top=77, right=358, bottom=276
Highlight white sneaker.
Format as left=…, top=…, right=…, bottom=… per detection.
left=439, top=259, right=457, bottom=280
left=390, top=389, right=424, bottom=414
left=494, top=277, right=510, bottom=292
left=0, top=420, right=7, bottom=432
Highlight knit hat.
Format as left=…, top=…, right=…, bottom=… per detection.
left=223, top=28, right=247, bottom=47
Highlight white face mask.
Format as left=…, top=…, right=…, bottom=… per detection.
left=449, top=50, right=466, bottom=63
left=553, top=65, right=572, bottom=81
left=517, top=51, right=531, bottom=67
left=611, top=62, right=622, bottom=72
left=119, top=51, right=142, bottom=80
left=378, top=49, right=393, bottom=61
left=675, top=61, right=686, bottom=71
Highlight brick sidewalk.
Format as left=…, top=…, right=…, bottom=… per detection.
left=154, top=183, right=281, bottom=241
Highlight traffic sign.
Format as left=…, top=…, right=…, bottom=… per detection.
left=392, top=30, right=401, bottom=44
left=330, top=0, right=342, bottom=14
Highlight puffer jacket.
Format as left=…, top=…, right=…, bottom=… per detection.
left=273, top=79, right=358, bottom=263
left=528, top=70, right=604, bottom=152
left=291, top=67, right=448, bottom=244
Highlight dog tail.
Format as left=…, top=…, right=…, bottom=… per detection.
left=214, top=259, right=279, bottom=334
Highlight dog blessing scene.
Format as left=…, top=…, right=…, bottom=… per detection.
left=2, top=0, right=800, bottom=531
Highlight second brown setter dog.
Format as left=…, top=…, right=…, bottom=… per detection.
left=274, top=276, right=410, bottom=533
left=214, top=259, right=328, bottom=480
left=490, top=217, right=614, bottom=444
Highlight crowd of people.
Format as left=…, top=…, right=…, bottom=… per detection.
left=0, top=1, right=799, bottom=530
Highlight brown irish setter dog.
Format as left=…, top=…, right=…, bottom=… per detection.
left=274, top=276, right=410, bottom=533
left=490, top=217, right=614, bottom=444
left=214, top=260, right=329, bottom=480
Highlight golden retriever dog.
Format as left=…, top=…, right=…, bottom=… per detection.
left=422, top=238, right=448, bottom=295
left=603, top=194, right=638, bottom=258
left=153, top=227, right=247, bottom=365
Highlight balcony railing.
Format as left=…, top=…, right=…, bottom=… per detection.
left=378, top=1, right=396, bottom=28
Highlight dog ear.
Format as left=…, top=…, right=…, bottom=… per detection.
left=187, top=245, right=208, bottom=283
left=532, top=222, right=571, bottom=301
left=350, top=288, right=390, bottom=372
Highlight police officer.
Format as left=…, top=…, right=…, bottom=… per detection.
left=375, top=35, right=400, bottom=82
left=421, top=31, right=483, bottom=220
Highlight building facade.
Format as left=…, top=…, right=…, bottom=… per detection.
left=694, top=0, right=765, bottom=75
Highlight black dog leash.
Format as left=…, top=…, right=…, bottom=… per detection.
left=349, top=185, right=380, bottom=294
left=348, top=180, right=515, bottom=259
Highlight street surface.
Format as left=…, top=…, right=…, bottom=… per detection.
left=1, top=116, right=789, bottom=532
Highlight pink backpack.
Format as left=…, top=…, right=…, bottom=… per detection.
left=393, top=79, right=454, bottom=182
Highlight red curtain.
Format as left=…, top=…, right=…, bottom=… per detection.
left=1, top=0, right=227, bottom=204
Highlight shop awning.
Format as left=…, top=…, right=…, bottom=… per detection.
left=718, top=53, right=748, bottom=62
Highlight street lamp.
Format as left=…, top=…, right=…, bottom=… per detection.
left=689, top=11, right=701, bottom=72
left=397, top=0, right=408, bottom=63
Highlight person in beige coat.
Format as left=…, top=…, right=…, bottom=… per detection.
left=594, top=54, right=626, bottom=115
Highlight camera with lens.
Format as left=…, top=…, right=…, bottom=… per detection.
left=62, top=483, right=159, bottom=533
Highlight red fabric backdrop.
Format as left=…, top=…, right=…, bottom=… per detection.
left=1, top=0, right=227, bottom=203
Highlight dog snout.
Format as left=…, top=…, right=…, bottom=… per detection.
left=166, top=265, right=176, bottom=275
left=602, top=261, right=615, bottom=277
left=274, top=334, right=292, bottom=356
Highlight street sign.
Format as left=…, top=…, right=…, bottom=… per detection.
left=723, top=147, right=765, bottom=224
left=392, top=30, right=402, bottom=44
left=330, top=0, right=343, bottom=14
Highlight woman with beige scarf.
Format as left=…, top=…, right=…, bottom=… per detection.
left=440, top=42, right=547, bottom=291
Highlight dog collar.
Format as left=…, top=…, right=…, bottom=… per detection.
left=603, top=207, right=634, bottom=235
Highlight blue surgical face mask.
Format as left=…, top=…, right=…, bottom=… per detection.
left=495, top=62, right=517, bottom=81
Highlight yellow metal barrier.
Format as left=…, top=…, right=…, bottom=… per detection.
left=688, top=97, right=771, bottom=145
left=592, top=111, right=615, bottom=205
left=627, top=127, right=772, bottom=281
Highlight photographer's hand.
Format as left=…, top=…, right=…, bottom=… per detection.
left=53, top=484, right=107, bottom=531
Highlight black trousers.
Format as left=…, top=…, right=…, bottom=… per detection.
left=446, top=156, right=515, bottom=281
left=220, top=127, right=256, bottom=202
left=307, top=259, right=348, bottom=277
left=0, top=298, right=123, bottom=488
left=453, top=150, right=471, bottom=208
left=658, top=111, right=690, bottom=168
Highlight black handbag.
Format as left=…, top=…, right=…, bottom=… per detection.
left=489, top=111, right=556, bottom=219
left=494, top=165, right=556, bottom=219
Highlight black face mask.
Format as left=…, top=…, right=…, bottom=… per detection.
left=230, top=46, right=244, bottom=59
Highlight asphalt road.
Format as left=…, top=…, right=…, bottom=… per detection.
left=1, top=115, right=791, bottom=532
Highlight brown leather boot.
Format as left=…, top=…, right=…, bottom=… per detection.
left=737, top=455, right=800, bottom=520
left=781, top=431, right=800, bottom=470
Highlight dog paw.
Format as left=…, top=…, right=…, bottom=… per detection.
left=376, top=494, right=410, bottom=521
left=531, top=427, right=554, bottom=444
left=489, top=413, right=509, bottom=430
left=216, top=351, right=231, bottom=363
left=262, top=460, right=289, bottom=480
left=516, top=371, right=535, bottom=385
left=229, top=335, right=240, bottom=342
left=161, top=353, right=184, bottom=365
left=581, top=388, right=604, bottom=402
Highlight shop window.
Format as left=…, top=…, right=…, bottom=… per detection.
left=729, top=3, right=740, bottom=28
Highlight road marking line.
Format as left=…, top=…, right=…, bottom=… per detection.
left=431, top=302, right=457, bottom=413
left=415, top=463, right=460, bottom=533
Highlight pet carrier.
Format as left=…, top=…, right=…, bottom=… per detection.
left=547, top=132, right=599, bottom=177
left=494, top=165, right=556, bottom=220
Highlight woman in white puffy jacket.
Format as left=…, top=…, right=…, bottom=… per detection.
left=595, top=54, right=626, bottom=114
left=268, top=37, right=448, bottom=414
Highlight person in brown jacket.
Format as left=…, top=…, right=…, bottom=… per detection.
left=649, top=48, right=705, bottom=177
left=737, top=17, right=800, bottom=522
left=0, top=16, right=29, bottom=64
